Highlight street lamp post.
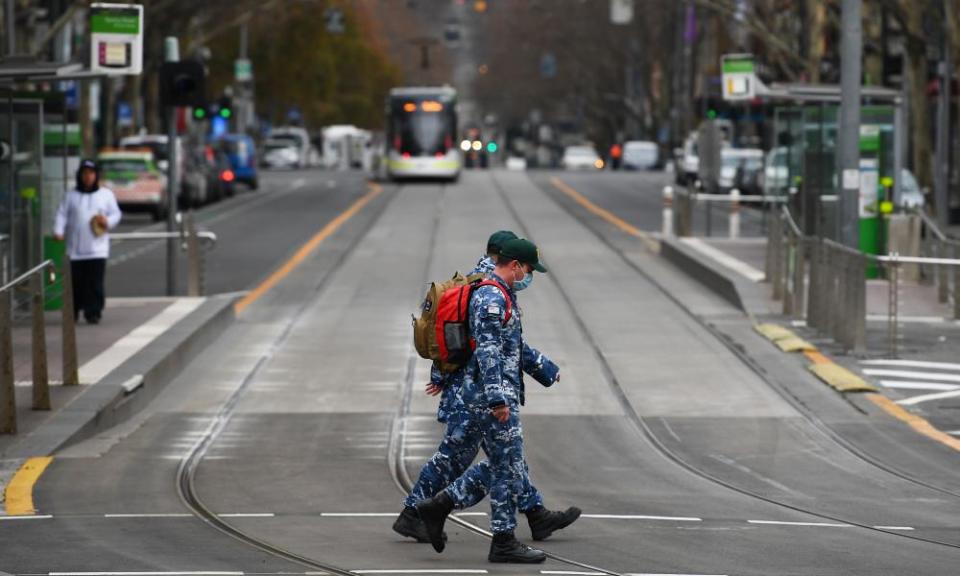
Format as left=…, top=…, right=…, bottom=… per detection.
left=838, top=0, right=862, bottom=248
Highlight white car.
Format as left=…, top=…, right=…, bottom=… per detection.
left=267, top=126, right=313, bottom=169
left=262, top=140, right=301, bottom=169
left=622, top=141, right=659, bottom=171
left=719, top=148, right=764, bottom=193
left=561, top=146, right=603, bottom=170
left=899, top=169, right=926, bottom=209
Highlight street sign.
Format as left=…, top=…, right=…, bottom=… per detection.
left=325, top=8, right=345, bottom=35
left=90, top=3, right=144, bottom=76
left=539, top=52, right=557, bottom=79
left=610, top=0, right=634, bottom=24
left=721, top=54, right=756, bottom=101
left=235, top=58, right=253, bottom=83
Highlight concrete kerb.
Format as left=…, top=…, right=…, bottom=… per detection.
left=659, top=237, right=751, bottom=313
left=1, top=293, right=239, bottom=459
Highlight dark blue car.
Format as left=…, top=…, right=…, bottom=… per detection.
left=214, top=134, right=259, bottom=190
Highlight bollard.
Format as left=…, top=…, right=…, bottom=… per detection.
left=31, top=273, right=50, bottom=411
left=0, top=290, right=15, bottom=434
left=954, top=245, right=960, bottom=320
left=729, top=188, right=741, bottom=239
left=770, top=213, right=784, bottom=300
left=186, top=213, right=202, bottom=297
left=61, top=256, right=78, bottom=386
left=807, top=240, right=822, bottom=330
left=938, top=241, right=949, bottom=304
left=852, top=252, right=867, bottom=353
left=662, top=186, right=674, bottom=237
left=888, top=255, right=900, bottom=357
left=783, top=233, right=795, bottom=316
left=793, top=238, right=806, bottom=320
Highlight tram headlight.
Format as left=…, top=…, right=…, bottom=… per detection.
left=460, top=139, right=472, bottom=152
left=471, top=140, right=483, bottom=151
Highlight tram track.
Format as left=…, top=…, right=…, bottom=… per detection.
left=505, top=171, right=960, bottom=552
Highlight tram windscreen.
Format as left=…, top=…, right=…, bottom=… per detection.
left=391, top=98, right=456, bottom=156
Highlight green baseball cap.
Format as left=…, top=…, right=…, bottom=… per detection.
left=499, top=238, right=547, bottom=273
left=487, top=230, right=518, bottom=254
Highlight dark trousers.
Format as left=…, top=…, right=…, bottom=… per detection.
left=71, top=258, right=106, bottom=321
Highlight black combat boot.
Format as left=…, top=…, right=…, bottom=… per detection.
left=525, top=505, right=582, bottom=541
left=488, top=531, right=546, bottom=563
left=416, top=491, right=454, bottom=553
left=393, top=506, right=448, bottom=543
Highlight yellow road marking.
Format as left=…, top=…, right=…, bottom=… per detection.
left=549, top=177, right=659, bottom=252
left=4, top=456, right=53, bottom=515
left=234, top=182, right=384, bottom=315
left=867, top=393, right=960, bottom=453
left=804, top=350, right=831, bottom=365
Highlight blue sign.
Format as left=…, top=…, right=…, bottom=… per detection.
left=211, top=115, right=228, bottom=138
left=540, top=52, right=557, bottom=79
left=117, top=102, right=133, bottom=126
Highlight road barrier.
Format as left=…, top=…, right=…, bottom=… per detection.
left=0, top=259, right=78, bottom=434
left=767, top=206, right=960, bottom=356
left=672, top=185, right=788, bottom=239
left=111, top=214, right=217, bottom=297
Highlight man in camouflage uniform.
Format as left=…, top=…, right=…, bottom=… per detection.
left=418, top=238, right=577, bottom=564
left=394, top=232, right=578, bottom=548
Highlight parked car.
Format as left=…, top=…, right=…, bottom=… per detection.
left=262, top=139, right=301, bottom=169
left=622, top=141, right=659, bottom=171
left=719, top=148, right=764, bottom=194
left=120, top=134, right=205, bottom=207
left=215, top=134, right=258, bottom=189
left=561, top=145, right=604, bottom=170
left=98, top=150, right=168, bottom=221
left=267, top=126, right=315, bottom=168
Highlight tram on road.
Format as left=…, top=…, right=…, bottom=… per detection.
left=386, top=86, right=461, bottom=181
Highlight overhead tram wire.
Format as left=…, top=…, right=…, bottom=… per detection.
left=488, top=170, right=960, bottom=552
left=175, top=181, right=399, bottom=576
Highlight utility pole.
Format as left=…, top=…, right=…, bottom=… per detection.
left=5, top=0, right=14, bottom=56
left=237, top=21, right=249, bottom=134
left=838, top=0, right=862, bottom=248
left=165, top=37, right=180, bottom=297
left=935, top=4, right=952, bottom=228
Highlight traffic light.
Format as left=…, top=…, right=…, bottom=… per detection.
left=217, top=95, right=233, bottom=120
left=193, top=106, right=207, bottom=120
left=486, top=141, right=498, bottom=153
left=160, top=60, right=206, bottom=107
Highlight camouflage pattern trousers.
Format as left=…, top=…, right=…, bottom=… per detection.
left=404, top=405, right=542, bottom=533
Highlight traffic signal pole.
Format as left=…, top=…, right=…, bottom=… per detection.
left=165, top=37, right=180, bottom=296
left=838, top=0, right=862, bottom=248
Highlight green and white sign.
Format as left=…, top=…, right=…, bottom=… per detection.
left=235, top=58, right=253, bottom=83
left=90, top=3, right=144, bottom=75
left=721, top=54, right=756, bottom=101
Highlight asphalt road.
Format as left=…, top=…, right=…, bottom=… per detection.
left=4, top=169, right=959, bottom=575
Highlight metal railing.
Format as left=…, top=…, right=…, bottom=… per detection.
left=0, top=258, right=79, bottom=434
left=767, top=206, right=960, bottom=355
left=111, top=213, right=218, bottom=297
left=670, top=185, right=790, bottom=238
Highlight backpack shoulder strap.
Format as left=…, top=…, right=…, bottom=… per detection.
left=474, top=280, right=513, bottom=324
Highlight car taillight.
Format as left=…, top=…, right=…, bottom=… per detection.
left=402, top=152, right=411, bottom=159
left=221, top=170, right=235, bottom=182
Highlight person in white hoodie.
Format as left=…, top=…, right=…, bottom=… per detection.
left=53, top=159, right=122, bottom=324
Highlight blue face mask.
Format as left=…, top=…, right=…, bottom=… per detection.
left=514, top=270, right=534, bottom=291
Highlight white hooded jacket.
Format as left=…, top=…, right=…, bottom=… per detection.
left=53, top=187, right=122, bottom=260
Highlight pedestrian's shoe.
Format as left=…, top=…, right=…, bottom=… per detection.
left=416, top=491, right=454, bottom=553
left=525, top=505, right=582, bottom=541
left=488, top=531, right=546, bottom=563
left=392, top=506, right=448, bottom=543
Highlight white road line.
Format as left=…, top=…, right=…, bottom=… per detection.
left=103, top=513, right=192, bottom=518
left=320, top=513, right=395, bottom=517
left=679, top=238, right=765, bottom=282
left=747, top=520, right=850, bottom=527
left=581, top=514, right=702, bottom=522
left=79, top=298, right=204, bottom=384
left=896, top=389, right=960, bottom=406
left=352, top=571, right=487, bottom=575
left=49, top=573, right=243, bottom=576
left=862, top=359, right=960, bottom=371
left=0, top=514, right=53, bottom=520
left=874, top=526, right=915, bottom=531
left=879, top=381, right=960, bottom=391
left=861, top=369, right=960, bottom=383
left=218, top=513, right=276, bottom=518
